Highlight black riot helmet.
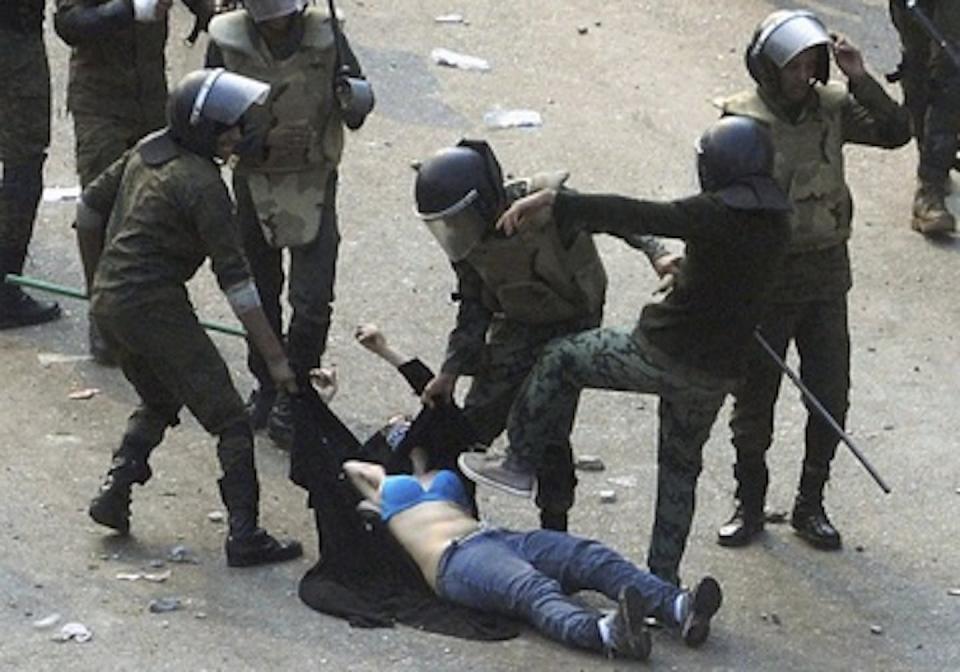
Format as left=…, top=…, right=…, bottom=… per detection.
left=745, top=10, right=831, bottom=93
left=414, top=140, right=508, bottom=261
left=696, top=116, right=791, bottom=212
left=166, top=68, right=270, bottom=158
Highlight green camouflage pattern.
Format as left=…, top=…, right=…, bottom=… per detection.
left=244, top=165, right=331, bottom=248
left=506, top=326, right=729, bottom=585
left=0, top=28, right=49, bottom=162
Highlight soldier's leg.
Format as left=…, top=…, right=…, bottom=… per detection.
left=790, top=297, right=850, bottom=550
left=272, top=173, right=340, bottom=448
left=647, top=390, right=726, bottom=586
left=234, top=173, right=283, bottom=428
left=720, top=307, right=796, bottom=547
left=890, top=0, right=933, bottom=143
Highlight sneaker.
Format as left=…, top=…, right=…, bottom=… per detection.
left=457, top=452, right=536, bottom=497
left=679, top=576, right=723, bottom=647
left=606, top=585, right=652, bottom=660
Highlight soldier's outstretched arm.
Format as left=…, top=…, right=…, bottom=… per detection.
left=54, top=0, right=138, bottom=45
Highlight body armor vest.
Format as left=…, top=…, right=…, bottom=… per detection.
left=209, top=8, right=343, bottom=247
left=719, top=84, right=852, bottom=253
left=465, top=178, right=607, bottom=325
left=0, top=0, right=43, bottom=33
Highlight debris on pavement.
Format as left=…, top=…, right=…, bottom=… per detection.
left=605, top=475, right=637, bottom=489
left=574, top=455, right=605, bottom=472
left=870, top=624, right=884, bottom=635
left=32, top=613, right=61, bottom=629
left=54, top=622, right=93, bottom=643
left=116, top=569, right=171, bottom=583
left=434, top=14, right=464, bottom=24
left=598, top=489, right=617, bottom=503
left=167, top=545, right=199, bottom=564
left=483, top=108, right=543, bottom=129
left=765, top=510, right=788, bottom=524
left=430, top=47, right=490, bottom=71
left=67, top=388, right=100, bottom=400
left=761, top=612, right=782, bottom=626
left=948, top=588, right=960, bottom=597
left=38, top=352, right=92, bottom=367
left=577, top=25, right=588, bottom=35
left=148, top=597, right=183, bottom=614
left=42, top=186, right=81, bottom=202
left=206, top=511, right=225, bottom=523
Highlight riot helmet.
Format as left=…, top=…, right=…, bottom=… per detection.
left=746, top=10, right=831, bottom=91
left=244, top=0, right=306, bottom=23
left=167, top=68, right=270, bottom=158
left=414, top=140, right=507, bottom=262
left=696, top=116, right=791, bottom=212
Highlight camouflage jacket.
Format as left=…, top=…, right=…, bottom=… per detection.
left=554, top=190, right=791, bottom=381
left=84, top=137, right=251, bottom=315
left=718, top=75, right=910, bottom=301
left=54, top=0, right=168, bottom=122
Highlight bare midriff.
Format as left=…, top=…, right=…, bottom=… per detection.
left=388, top=501, right=481, bottom=591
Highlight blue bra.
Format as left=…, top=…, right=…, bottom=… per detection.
left=380, top=470, right=471, bottom=522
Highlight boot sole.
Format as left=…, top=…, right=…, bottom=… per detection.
left=792, top=527, right=842, bottom=550
left=682, top=577, right=723, bottom=647
left=88, top=502, right=130, bottom=535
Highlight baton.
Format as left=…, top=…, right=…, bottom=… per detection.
left=906, top=0, right=960, bottom=72
left=753, top=330, right=891, bottom=494
left=3, top=273, right=247, bottom=338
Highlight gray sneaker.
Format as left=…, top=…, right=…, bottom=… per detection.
left=607, top=585, right=652, bottom=660
left=679, top=576, right=723, bottom=647
left=457, top=452, right=536, bottom=497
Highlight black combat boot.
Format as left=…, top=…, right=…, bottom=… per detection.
left=791, top=466, right=841, bottom=550
left=88, top=440, right=154, bottom=535
left=539, top=509, right=568, bottom=532
left=0, top=245, right=61, bottom=330
left=218, top=471, right=302, bottom=567
left=717, top=462, right=768, bottom=547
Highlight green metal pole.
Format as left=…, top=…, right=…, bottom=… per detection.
left=4, top=273, right=247, bottom=338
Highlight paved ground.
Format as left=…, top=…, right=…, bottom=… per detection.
left=1, top=0, right=959, bottom=670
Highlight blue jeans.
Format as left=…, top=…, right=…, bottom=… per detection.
left=435, top=528, right=681, bottom=652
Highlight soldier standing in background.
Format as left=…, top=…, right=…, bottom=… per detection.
left=54, top=0, right=172, bottom=362
left=715, top=11, right=910, bottom=551
left=0, top=0, right=63, bottom=329
left=206, top=0, right=373, bottom=449
left=889, top=0, right=960, bottom=234
left=415, top=139, right=676, bottom=532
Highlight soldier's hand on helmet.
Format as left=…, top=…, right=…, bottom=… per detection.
left=266, top=122, right=313, bottom=152
left=831, top=34, right=867, bottom=82
left=496, top=189, right=557, bottom=236
left=267, top=355, right=298, bottom=395
left=422, top=373, right=457, bottom=408
left=355, top=323, right=388, bottom=355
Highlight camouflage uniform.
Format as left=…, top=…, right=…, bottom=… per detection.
left=719, top=75, right=910, bottom=528
left=83, top=140, right=262, bottom=522
left=54, top=0, right=168, bottom=187
left=0, top=1, right=61, bottom=327
left=506, top=191, right=791, bottom=584
left=445, top=178, right=667, bottom=528
left=207, top=7, right=364, bottom=406
left=889, top=0, right=960, bottom=190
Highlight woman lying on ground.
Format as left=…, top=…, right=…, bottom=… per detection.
left=341, top=389, right=724, bottom=661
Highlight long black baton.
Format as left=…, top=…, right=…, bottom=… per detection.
left=906, top=0, right=960, bottom=72
left=753, top=330, right=892, bottom=494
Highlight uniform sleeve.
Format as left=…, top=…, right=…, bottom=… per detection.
left=440, top=262, right=492, bottom=376
left=841, top=74, right=912, bottom=148
left=54, top=0, right=134, bottom=46
left=185, top=173, right=252, bottom=293
left=81, top=151, right=131, bottom=216
left=554, top=191, right=734, bottom=244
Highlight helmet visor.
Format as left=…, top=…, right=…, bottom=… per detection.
left=421, top=198, right=489, bottom=262
left=760, top=13, right=830, bottom=69
left=191, top=69, right=270, bottom=127
left=245, top=0, right=305, bottom=23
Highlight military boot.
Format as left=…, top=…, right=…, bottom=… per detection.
left=911, top=180, right=956, bottom=234
left=88, top=443, right=153, bottom=535
left=717, top=462, right=767, bottom=548
left=539, top=509, right=568, bottom=532
left=0, top=246, right=61, bottom=330
left=266, top=389, right=294, bottom=450
left=218, top=471, right=302, bottom=567
left=790, top=466, right=841, bottom=550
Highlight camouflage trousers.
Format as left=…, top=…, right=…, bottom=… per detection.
left=507, top=326, right=732, bottom=585
left=93, top=299, right=254, bottom=477
left=889, top=0, right=960, bottom=181
left=729, top=297, right=850, bottom=499
left=0, top=28, right=48, bottom=250
left=464, top=315, right=600, bottom=516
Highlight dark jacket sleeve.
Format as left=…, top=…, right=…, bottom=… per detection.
left=440, top=262, right=492, bottom=376
left=397, top=359, right=435, bottom=395
left=54, top=0, right=134, bottom=46
left=842, top=74, right=912, bottom=148
left=554, top=191, right=735, bottom=244
left=186, top=169, right=252, bottom=292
